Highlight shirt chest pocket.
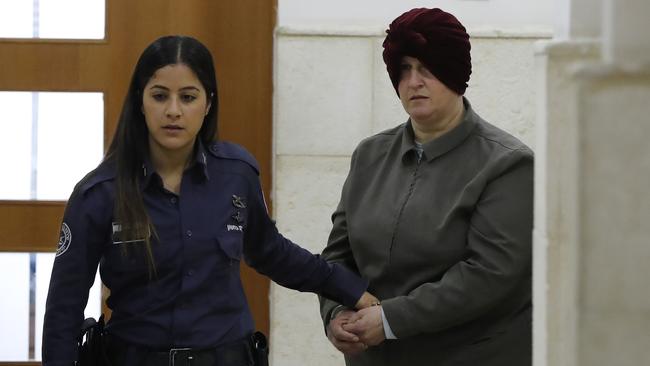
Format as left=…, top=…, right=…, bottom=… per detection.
left=216, top=232, right=243, bottom=264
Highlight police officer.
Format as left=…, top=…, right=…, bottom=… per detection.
left=42, top=35, right=377, bottom=366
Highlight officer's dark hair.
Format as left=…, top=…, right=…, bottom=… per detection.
left=105, top=35, right=218, bottom=273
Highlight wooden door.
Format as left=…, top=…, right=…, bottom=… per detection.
left=0, top=1, right=275, bottom=364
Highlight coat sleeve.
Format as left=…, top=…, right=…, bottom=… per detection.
left=381, top=149, right=534, bottom=338
left=242, top=168, right=367, bottom=310
left=317, top=150, right=363, bottom=327
left=42, top=187, right=108, bottom=366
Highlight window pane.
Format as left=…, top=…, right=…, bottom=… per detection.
left=36, top=92, right=104, bottom=200
left=0, top=0, right=32, bottom=38
left=0, top=92, right=32, bottom=199
left=0, top=252, right=102, bottom=362
left=0, top=254, right=30, bottom=361
left=39, top=0, right=105, bottom=39
left=0, top=0, right=105, bottom=39
left=0, top=91, right=104, bottom=201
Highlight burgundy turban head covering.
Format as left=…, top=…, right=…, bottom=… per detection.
left=382, top=8, right=471, bottom=95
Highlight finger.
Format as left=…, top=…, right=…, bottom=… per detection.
left=346, top=312, right=363, bottom=324
left=342, top=318, right=368, bottom=334
left=341, top=322, right=361, bottom=334
left=332, top=309, right=356, bottom=325
left=358, top=326, right=385, bottom=346
left=331, top=323, right=360, bottom=342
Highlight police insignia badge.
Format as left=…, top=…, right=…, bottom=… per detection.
left=56, top=222, right=72, bottom=257
left=232, top=195, right=246, bottom=209
left=232, top=211, right=244, bottom=224
left=229, top=195, right=246, bottom=232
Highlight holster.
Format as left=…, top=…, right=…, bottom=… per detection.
left=250, top=331, right=269, bottom=366
left=76, top=314, right=111, bottom=366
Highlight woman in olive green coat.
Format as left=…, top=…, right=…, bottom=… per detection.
left=319, top=7, right=533, bottom=366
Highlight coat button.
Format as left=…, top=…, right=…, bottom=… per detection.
left=186, top=230, right=192, bottom=237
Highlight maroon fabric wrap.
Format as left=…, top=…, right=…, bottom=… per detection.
left=382, top=8, right=471, bottom=95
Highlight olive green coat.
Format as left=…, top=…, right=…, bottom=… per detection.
left=320, top=100, right=533, bottom=366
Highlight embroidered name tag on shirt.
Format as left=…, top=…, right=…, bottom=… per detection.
left=112, top=222, right=147, bottom=244
left=227, top=224, right=243, bottom=232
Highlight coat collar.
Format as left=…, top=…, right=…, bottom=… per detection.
left=400, top=97, right=478, bottom=163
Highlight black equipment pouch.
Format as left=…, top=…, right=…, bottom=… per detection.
left=250, top=331, right=269, bottom=366
left=76, top=314, right=111, bottom=366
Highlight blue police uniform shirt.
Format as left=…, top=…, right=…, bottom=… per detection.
left=42, top=141, right=368, bottom=366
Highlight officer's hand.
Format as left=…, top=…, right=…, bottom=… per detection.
left=355, top=291, right=380, bottom=309
left=327, top=310, right=368, bottom=355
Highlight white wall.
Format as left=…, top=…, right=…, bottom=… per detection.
left=272, top=1, right=551, bottom=365
left=534, top=0, right=650, bottom=364
left=279, top=0, right=553, bottom=32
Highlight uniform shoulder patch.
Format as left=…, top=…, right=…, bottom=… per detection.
left=207, top=141, right=260, bottom=175
left=56, top=222, right=72, bottom=257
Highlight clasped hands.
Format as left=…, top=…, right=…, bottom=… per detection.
left=327, top=292, right=386, bottom=355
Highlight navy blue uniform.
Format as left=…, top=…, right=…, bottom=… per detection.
left=42, top=141, right=367, bottom=366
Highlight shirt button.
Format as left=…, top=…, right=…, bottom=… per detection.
left=186, top=230, right=192, bottom=237
left=170, top=197, right=177, bottom=204
left=187, top=270, right=194, bottom=276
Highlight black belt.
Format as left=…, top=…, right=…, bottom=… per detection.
left=106, top=335, right=254, bottom=366
left=145, top=341, right=252, bottom=366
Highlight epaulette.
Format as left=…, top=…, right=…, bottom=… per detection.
left=207, top=141, right=260, bottom=175
left=76, top=161, right=116, bottom=195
